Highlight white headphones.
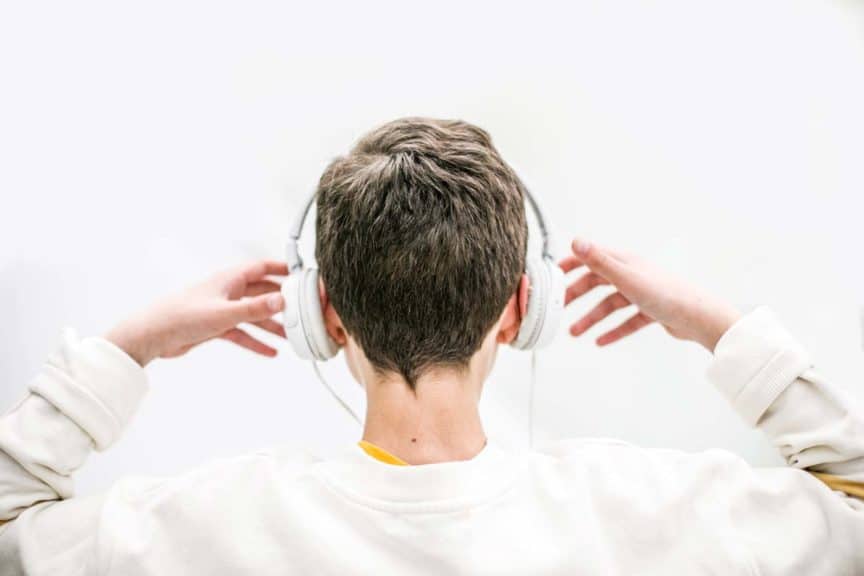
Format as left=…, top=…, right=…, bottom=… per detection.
left=280, top=184, right=565, bottom=361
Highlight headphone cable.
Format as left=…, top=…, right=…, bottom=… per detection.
left=529, top=350, right=537, bottom=449
left=311, top=360, right=362, bottom=425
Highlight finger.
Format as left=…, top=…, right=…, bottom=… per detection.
left=225, top=293, right=285, bottom=324
left=564, top=272, right=609, bottom=306
left=560, top=252, right=626, bottom=274
left=243, top=260, right=290, bottom=282
left=245, top=280, right=282, bottom=297
left=571, top=239, right=628, bottom=285
left=249, top=318, right=287, bottom=339
left=570, top=292, right=631, bottom=336
left=220, top=328, right=278, bottom=357
left=562, top=243, right=632, bottom=274
left=595, top=312, right=654, bottom=346
left=558, top=255, right=585, bottom=274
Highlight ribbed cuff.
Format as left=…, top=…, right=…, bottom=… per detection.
left=28, top=327, right=149, bottom=450
left=706, top=306, right=811, bottom=426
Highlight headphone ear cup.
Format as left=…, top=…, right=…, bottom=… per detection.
left=281, top=267, right=340, bottom=361
left=512, top=257, right=565, bottom=350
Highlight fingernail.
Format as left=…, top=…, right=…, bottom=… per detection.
left=267, top=293, right=284, bottom=312
left=573, top=238, right=591, bottom=256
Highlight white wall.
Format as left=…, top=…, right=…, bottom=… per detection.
left=1, top=0, right=863, bottom=494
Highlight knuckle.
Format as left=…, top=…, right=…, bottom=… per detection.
left=246, top=299, right=265, bottom=317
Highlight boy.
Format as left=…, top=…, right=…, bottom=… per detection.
left=1, top=118, right=861, bottom=574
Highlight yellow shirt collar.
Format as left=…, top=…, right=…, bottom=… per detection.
left=358, top=440, right=409, bottom=466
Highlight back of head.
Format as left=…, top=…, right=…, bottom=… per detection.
left=315, top=117, right=527, bottom=390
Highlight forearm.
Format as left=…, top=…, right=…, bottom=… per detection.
left=0, top=328, right=147, bottom=523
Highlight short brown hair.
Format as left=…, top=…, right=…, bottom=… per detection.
left=315, top=118, right=527, bottom=390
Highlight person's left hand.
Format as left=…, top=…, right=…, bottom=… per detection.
left=106, top=260, right=288, bottom=367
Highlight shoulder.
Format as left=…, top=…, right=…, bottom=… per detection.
left=526, top=436, right=835, bottom=507
left=80, top=446, right=328, bottom=571
left=533, top=436, right=746, bottom=466
left=526, top=437, right=761, bottom=498
left=104, top=444, right=324, bottom=520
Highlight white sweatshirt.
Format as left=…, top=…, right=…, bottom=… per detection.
left=0, top=307, right=862, bottom=575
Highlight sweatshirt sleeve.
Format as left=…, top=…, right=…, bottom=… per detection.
left=707, top=307, right=864, bottom=494
left=704, top=307, right=864, bottom=572
left=0, top=327, right=148, bottom=523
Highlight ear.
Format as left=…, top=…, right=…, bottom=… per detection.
left=318, top=278, right=348, bottom=347
left=497, top=274, right=530, bottom=344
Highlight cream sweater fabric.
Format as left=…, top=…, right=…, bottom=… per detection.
left=0, top=307, right=862, bottom=575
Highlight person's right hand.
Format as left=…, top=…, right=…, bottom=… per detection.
left=106, top=260, right=288, bottom=367
left=559, top=239, right=741, bottom=352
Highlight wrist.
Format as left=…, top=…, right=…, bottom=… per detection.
left=696, top=304, right=742, bottom=352
left=105, top=320, right=159, bottom=367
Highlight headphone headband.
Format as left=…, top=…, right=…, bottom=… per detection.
left=522, top=182, right=555, bottom=259
left=285, top=190, right=316, bottom=272
left=286, top=182, right=555, bottom=270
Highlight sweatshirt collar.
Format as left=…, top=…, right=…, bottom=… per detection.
left=314, top=439, right=519, bottom=511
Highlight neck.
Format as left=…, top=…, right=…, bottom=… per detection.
left=361, top=367, right=488, bottom=465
